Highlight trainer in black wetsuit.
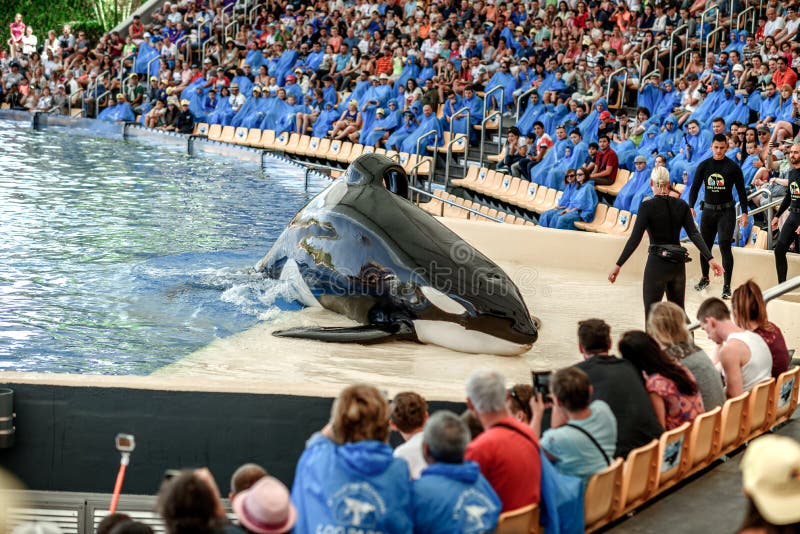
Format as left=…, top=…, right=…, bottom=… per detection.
left=609, top=169, right=723, bottom=320
left=689, top=133, right=749, bottom=299
left=772, top=143, right=800, bottom=282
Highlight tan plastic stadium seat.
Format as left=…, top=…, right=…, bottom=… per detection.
left=584, top=458, right=624, bottom=533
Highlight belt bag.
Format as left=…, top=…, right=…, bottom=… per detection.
left=649, top=244, right=692, bottom=263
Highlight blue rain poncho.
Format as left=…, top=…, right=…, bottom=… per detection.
left=273, top=49, right=299, bottom=85
left=657, top=116, right=682, bottom=156
left=386, top=113, right=419, bottom=151
left=290, top=434, right=413, bottom=534
left=312, top=103, right=340, bottom=137
left=230, top=75, right=253, bottom=96
left=669, top=127, right=712, bottom=184
left=517, top=94, right=546, bottom=135
left=393, top=55, right=420, bottom=95
left=134, top=43, right=161, bottom=78
left=205, top=95, right=233, bottom=125
left=614, top=165, right=652, bottom=213
left=239, top=96, right=274, bottom=129
left=741, top=152, right=761, bottom=188
left=361, top=104, right=401, bottom=145
left=552, top=180, right=598, bottom=230
left=411, top=461, right=501, bottom=534
left=230, top=94, right=262, bottom=127
left=400, top=108, right=443, bottom=154
left=98, top=102, right=135, bottom=122
left=543, top=139, right=589, bottom=190
left=539, top=180, right=578, bottom=227
left=448, top=93, right=483, bottom=140
left=259, top=97, right=294, bottom=132
left=485, top=68, right=517, bottom=109
left=578, top=99, right=608, bottom=144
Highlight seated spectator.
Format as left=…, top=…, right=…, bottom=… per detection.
left=460, top=410, right=484, bottom=441
left=589, top=135, right=619, bottom=186
left=738, top=435, right=800, bottom=533
left=505, top=383, right=533, bottom=424
left=228, top=463, right=267, bottom=501
left=496, top=126, right=526, bottom=173
left=574, top=319, right=663, bottom=458
left=390, top=391, right=429, bottom=479
left=731, top=280, right=790, bottom=378
left=157, top=469, right=243, bottom=534
left=290, top=384, right=412, bottom=532
left=697, top=298, right=773, bottom=398
left=97, top=513, right=132, bottom=534
left=464, top=369, right=541, bottom=512
left=530, top=367, right=617, bottom=481
left=109, top=522, right=154, bottom=534
left=619, top=330, right=705, bottom=430
left=173, top=99, right=195, bottom=133
left=412, top=411, right=501, bottom=533
left=647, top=301, right=726, bottom=411
left=232, top=476, right=296, bottom=534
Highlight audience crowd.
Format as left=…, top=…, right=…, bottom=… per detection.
left=4, top=0, right=800, bottom=240
left=5, top=280, right=794, bottom=534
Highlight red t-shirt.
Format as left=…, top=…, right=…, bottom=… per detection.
left=595, top=148, right=619, bottom=183
left=465, top=416, right=541, bottom=511
left=755, top=322, right=790, bottom=378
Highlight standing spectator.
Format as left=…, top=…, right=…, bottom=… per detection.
left=464, top=369, right=541, bottom=512
left=697, top=298, right=773, bottom=398
left=619, top=330, right=705, bottom=430
left=530, top=367, right=617, bottom=480
left=647, top=301, right=726, bottom=411
left=573, top=319, right=663, bottom=458
left=8, top=13, right=24, bottom=60
left=731, top=281, right=790, bottom=379
left=411, top=411, right=501, bottom=533
left=390, top=391, right=429, bottom=480
left=589, top=135, right=619, bottom=186
left=290, top=385, right=413, bottom=533
left=232, top=477, right=296, bottom=534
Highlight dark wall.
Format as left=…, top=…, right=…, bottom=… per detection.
left=0, top=383, right=463, bottom=495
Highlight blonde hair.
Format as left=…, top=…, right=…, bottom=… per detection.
left=332, top=384, right=389, bottom=444
left=650, top=166, right=671, bottom=189
left=646, top=301, right=691, bottom=347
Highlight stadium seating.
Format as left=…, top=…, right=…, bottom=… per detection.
left=495, top=503, right=540, bottom=534
left=584, top=458, right=624, bottom=533
left=596, top=169, right=631, bottom=196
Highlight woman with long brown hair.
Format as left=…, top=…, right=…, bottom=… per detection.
left=647, top=301, right=726, bottom=410
left=619, top=330, right=705, bottom=430
left=731, top=280, right=790, bottom=378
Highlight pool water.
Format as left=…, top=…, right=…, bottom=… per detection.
left=0, top=125, right=325, bottom=374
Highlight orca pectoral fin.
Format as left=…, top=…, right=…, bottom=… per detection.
left=273, top=323, right=411, bottom=344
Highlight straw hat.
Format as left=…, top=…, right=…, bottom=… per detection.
left=741, top=435, right=800, bottom=525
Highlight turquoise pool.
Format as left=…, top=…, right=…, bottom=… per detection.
left=0, top=124, right=325, bottom=374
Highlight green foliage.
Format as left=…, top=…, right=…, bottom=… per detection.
left=0, top=0, right=141, bottom=47
left=0, top=0, right=94, bottom=45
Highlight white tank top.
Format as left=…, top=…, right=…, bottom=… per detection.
left=725, top=331, right=773, bottom=391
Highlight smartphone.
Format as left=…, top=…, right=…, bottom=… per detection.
left=163, top=469, right=182, bottom=481
left=531, top=370, right=552, bottom=397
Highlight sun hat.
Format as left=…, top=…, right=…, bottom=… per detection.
left=232, top=476, right=297, bottom=534
left=741, top=435, right=800, bottom=526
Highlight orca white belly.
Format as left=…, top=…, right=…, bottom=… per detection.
left=413, top=320, right=531, bottom=356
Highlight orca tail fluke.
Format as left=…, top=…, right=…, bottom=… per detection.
left=272, top=323, right=414, bottom=344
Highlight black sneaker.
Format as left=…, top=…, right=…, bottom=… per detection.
left=722, top=286, right=732, bottom=300
left=694, top=278, right=710, bottom=291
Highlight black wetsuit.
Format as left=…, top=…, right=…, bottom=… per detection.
left=616, top=195, right=713, bottom=319
left=689, top=156, right=748, bottom=289
left=774, top=168, right=800, bottom=282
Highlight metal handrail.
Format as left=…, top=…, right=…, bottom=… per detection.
left=688, top=276, right=800, bottom=331
left=639, top=68, right=662, bottom=88
left=224, top=20, right=238, bottom=44
left=699, top=4, right=720, bottom=41
left=736, top=6, right=755, bottom=31
left=444, top=106, right=471, bottom=187
left=145, top=56, right=161, bottom=90
left=735, top=188, right=782, bottom=248
left=673, top=48, right=694, bottom=79
left=201, top=35, right=217, bottom=68
left=483, top=85, right=505, bottom=116
left=669, top=24, right=689, bottom=78
left=705, top=26, right=727, bottom=58
left=68, top=88, right=85, bottom=117
left=120, top=73, right=137, bottom=95
left=408, top=185, right=505, bottom=222
left=413, top=131, right=439, bottom=190
left=638, top=44, right=658, bottom=78
left=514, top=87, right=538, bottom=125
left=607, top=67, right=628, bottom=108
left=478, top=110, right=501, bottom=168
left=95, top=89, right=113, bottom=110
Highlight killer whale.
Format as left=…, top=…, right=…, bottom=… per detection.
left=255, top=154, right=538, bottom=355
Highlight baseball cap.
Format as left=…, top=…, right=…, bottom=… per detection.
left=741, top=435, right=800, bottom=526
left=732, top=63, right=744, bottom=72
left=599, top=110, right=615, bottom=121
left=180, top=99, right=190, bottom=106
left=634, top=155, right=647, bottom=164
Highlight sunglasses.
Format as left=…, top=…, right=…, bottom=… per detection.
left=566, top=173, right=576, bottom=177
